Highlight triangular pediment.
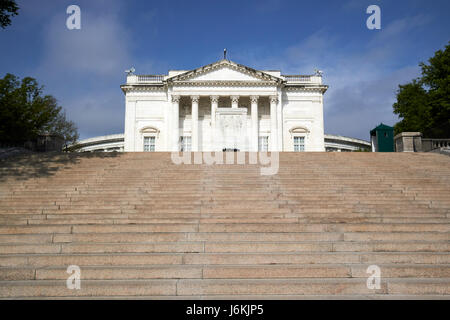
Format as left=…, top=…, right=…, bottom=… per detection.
left=166, top=59, right=282, bottom=83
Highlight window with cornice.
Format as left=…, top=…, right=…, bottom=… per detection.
left=290, top=126, right=309, bottom=152
left=140, top=126, right=159, bottom=151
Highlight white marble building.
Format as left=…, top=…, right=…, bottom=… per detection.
left=121, top=59, right=328, bottom=152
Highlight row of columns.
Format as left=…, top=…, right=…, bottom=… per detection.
left=171, top=95, right=279, bottom=152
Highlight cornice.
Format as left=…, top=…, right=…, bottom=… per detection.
left=120, top=84, right=166, bottom=93
left=171, top=80, right=279, bottom=87
left=285, top=85, right=328, bottom=93
left=121, top=82, right=328, bottom=94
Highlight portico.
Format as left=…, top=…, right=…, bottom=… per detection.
left=169, top=93, right=279, bottom=152
left=121, top=59, right=327, bottom=152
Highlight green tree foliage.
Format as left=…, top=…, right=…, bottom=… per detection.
left=0, top=0, right=19, bottom=29
left=0, top=73, right=79, bottom=147
left=393, top=43, right=450, bottom=138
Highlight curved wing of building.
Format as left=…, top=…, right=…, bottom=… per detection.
left=71, top=134, right=124, bottom=152
left=324, top=134, right=371, bottom=152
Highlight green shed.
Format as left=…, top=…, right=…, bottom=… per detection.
left=370, top=123, right=394, bottom=152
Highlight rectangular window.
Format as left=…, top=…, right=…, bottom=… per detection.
left=143, top=136, right=155, bottom=152
left=180, top=136, right=191, bottom=151
left=293, top=136, right=305, bottom=152
left=258, top=136, right=269, bottom=151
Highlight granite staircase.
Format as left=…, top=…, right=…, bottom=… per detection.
left=0, top=152, right=449, bottom=299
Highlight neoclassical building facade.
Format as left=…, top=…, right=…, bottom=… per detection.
left=120, top=59, right=328, bottom=152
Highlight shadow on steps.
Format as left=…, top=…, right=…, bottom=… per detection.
left=0, top=152, right=122, bottom=183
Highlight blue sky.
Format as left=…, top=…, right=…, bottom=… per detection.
left=1, top=0, right=449, bottom=140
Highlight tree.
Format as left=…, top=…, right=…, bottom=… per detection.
left=0, top=73, right=79, bottom=147
left=47, top=110, right=79, bottom=148
left=0, top=0, right=19, bottom=29
left=393, top=42, right=450, bottom=138
left=393, top=80, right=431, bottom=135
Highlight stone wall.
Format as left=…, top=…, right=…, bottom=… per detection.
left=394, top=132, right=422, bottom=152
left=395, top=132, right=450, bottom=152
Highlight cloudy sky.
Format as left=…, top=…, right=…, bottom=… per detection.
left=1, top=0, right=449, bottom=140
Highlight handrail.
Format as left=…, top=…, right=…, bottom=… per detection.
left=422, top=138, right=450, bottom=149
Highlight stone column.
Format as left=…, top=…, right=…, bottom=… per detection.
left=165, top=97, right=171, bottom=151
left=210, top=96, right=219, bottom=151
left=231, top=95, right=239, bottom=109
left=124, top=99, right=136, bottom=151
left=270, top=95, right=278, bottom=151
left=277, top=91, right=283, bottom=150
left=250, top=96, right=259, bottom=152
left=191, top=96, right=199, bottom=151
left=172, top=95, right=180, bottom=152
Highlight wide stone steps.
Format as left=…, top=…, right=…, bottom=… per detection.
left=2, top=252, right=448, bottom=267
left=1, top=264, right=449, bottom=281
left=0, top=152, right=449, bottom=298
left=1, top=241, right=448, bottom=254
left=0, top=278, right=449, bottom=298
left=1, top=217, right=446, bottom=225
left=0, top=231, right=448, bottom=244
left=1, top=222, right=447, bottom=234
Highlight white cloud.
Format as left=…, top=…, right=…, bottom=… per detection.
left=33, top=2, right=138, bottom=140
left=39, top=11, right=133, bottom=77
left=27, top=3, right=430, bottom=141
left=369, top=14, right=431, bottom=46
left=235, top=14, right=429, bottom=140
left=325, top=65, right=420, bottom=138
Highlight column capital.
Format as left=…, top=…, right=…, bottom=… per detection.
left=269, top=95, right=278, bottom=104
left=210, top=95, right=219, bottom=103
left=250, top=95, right=259, bottom=103
left=172, top=95, right=181, bottom=103
left=230, top=95, right=240, bottom=103
left=190, top=95, right=200, bottom=103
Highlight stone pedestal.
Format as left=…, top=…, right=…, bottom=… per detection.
left=215, top=108, right=249, bottom=151
left=394, top=132, right=422, bottom=152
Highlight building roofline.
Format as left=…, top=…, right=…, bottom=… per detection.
left=70, top=134, right=124, bottom=148
left=324, top=134, right=371, bottom=146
